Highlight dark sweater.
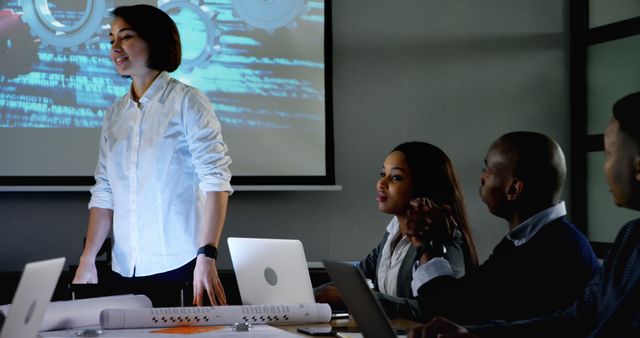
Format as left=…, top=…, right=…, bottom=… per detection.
left=417, top=217, right=600, bottom=324
left=469, top=218, right=640, bottom=338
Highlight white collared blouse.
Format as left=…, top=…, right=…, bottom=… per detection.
left=89, top=71, right=232, bottom=277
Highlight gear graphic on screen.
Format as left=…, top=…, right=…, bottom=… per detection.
left=0, top=9, right=40, bottom=78
left=19, top=0, right=113, bottom=51
left=158, top=0, right=222, bottom=73
left=232, top=0, right=308, bottom=34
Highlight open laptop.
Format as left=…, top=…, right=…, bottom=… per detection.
left=227, top=237, right=315, bottom=305
left=323, top=260, right=408, bottom=338
left=0, top=257, right=65, bottom=338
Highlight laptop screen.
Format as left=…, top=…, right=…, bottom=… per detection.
left=0, top=257, right=65, bottom=338
left=323, top=260, right=399, bottom=338
left=227, top=237, right=315, bottom=305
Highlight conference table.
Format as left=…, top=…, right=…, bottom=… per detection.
left=37, top=287, right=421, bottom=337
left=39, top=317, right=420, bottom=337
left=281, top=317, right=420, bottom=336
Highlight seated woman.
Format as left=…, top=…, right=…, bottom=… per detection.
left=315, top=141, right=479, bottom=321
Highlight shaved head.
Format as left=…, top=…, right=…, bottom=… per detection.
left=492, top=131, right=566, bottom=202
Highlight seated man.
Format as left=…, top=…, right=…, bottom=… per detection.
left=408, top=131, right=600, bottom=324
left=409, top=91, right=640, bottom=338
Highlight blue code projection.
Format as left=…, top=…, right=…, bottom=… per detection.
left=0, top=0, right=328, bottom=181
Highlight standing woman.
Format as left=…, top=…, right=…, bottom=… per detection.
left=72, top=4, right=232, bottom=307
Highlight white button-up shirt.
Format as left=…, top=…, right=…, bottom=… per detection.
left=377, top=217, right=412, bottom=296
left=89, top=71, right=233, bottom=277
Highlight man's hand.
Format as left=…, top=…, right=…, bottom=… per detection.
left=408, top=317, right=476, bottom=338
left=193, top=255, right=227, bottom=306
left=406, top=197, right=457, bottom=247
left=314, top=285, right=343, bottom=305
left=71, top=257, right=98, bottom=284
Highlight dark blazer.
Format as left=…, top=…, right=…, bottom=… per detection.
left=359, top=227, right=472, bottom=321
left=417, top=217, right=600, bottom=324
left=468, top=218, right=640, bottom=338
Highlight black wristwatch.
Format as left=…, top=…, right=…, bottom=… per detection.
left=197, top=244, right=218, bottom=259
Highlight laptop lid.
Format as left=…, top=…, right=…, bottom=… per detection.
left=0, top=257, right=65, bottom=338
left=323, top=260, right=398, bottom=338
left=227, top=237, right=315, bottom=305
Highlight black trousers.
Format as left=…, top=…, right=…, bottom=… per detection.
left=109, top=259, right=196, bottom=307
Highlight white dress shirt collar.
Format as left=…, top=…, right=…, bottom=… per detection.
left=506, top=201, right=567, bottom=247
left=385, top=215, right=400, bottom=234
left=125, top=71, right=170, bottom=104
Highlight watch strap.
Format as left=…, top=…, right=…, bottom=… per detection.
left=197, top=244, right=218, bottom=259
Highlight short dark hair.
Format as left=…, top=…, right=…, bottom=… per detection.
left=392, top=141, right=479, bottom=267
left=496, top=132, right=566, bottom=200
left=613, top=91, right=640, bottom=145
left=111, top=4, right=181, bottom=72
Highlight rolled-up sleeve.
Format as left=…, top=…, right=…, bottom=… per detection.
left=88, top=122, right=114, bottom=209
left=183, top=90, right=233, bottom=194
left=411, top=257, right=454, bottom=296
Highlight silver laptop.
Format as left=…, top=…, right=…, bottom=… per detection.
left=0, top=257, right=65, bottom=338
left=227, top=237, right=315, bottom=305
left=323, top=260, right=408, bottom=338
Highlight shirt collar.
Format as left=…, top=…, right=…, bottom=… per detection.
left=506, top=201, right=566, bottom=247
left=126, top=71, right=170, bottom=104
left=386, top=216, right=401, bottom=236
left=386, top=216, right=464, bottom=240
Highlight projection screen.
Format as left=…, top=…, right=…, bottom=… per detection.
left=0, top=0, right=333, bottom=187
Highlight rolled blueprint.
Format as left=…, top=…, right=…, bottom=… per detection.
left=100, top=303, right=332, bottom=329
left=0, top=294, right=152, bottom=331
